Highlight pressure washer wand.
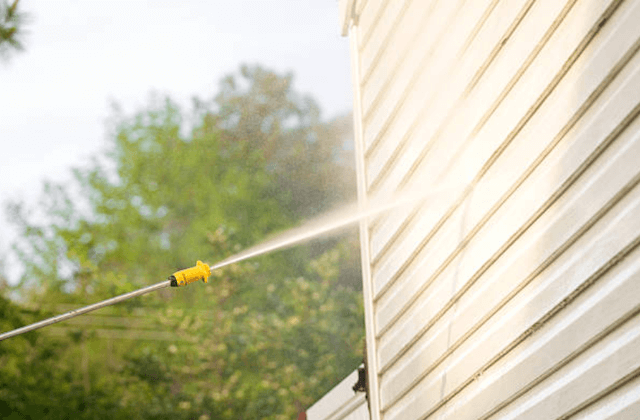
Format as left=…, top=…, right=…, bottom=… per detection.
left=0, top=261, right=212, bottom=342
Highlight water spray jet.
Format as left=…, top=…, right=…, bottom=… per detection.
left=0, top=182, right=463, bottom=342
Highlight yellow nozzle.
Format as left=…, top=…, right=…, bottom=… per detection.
left=169, top=260, right=211, bottom=287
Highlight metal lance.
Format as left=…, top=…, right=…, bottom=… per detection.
left=0, top=261, right=212, bottom=342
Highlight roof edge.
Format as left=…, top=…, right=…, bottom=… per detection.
left=338, top=0, right=356, bottom=36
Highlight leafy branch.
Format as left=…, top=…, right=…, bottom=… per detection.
left=0, top=0, right=27, bottom=61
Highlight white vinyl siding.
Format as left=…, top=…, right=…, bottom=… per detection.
left=339, top=0, right=640, bottom=419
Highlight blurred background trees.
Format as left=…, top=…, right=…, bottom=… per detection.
left=0, top=0, right=26, bottom=61
left=1, top=65, right=364, bottom=419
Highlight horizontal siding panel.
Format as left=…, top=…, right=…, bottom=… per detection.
left=381, top=183, right=640, bottom=419
left=360, top=0, right=438, bottom=119
left=368, top=205, right=413, bottom=261
left=366, top=0, right=523, bottom=199
left=369, top=0, right=626, bottom=302
left=362, top=0, right=518, bottom=238
left=345, top=0, right=640, bottom=417
left=378, top=96, right=640, bottom=387
left=489, top=306, right=640, bottom=420
left=378, top=119, right=640, bottom=407
left=371, top=190, right=464, bottom=300
left=366, top=0, right=586, bottom=264
left=368, top=193, right=455, bottom=273
left=434, top=245, right=640, bottom=420
left=359, top=0, right=409, bottom=85
left=364, top=0, right=546, bottom=200
left=378, top=104, right=640, bottom=377
left=365, top=0, right=527, bottom=192
left=569, top=374, right=640, bottom=420
left=364, top=0, right=495, bottom=190
left=374, top=1, right=640, bottom=338
left=362, top=0, right=466, bottom=152
left=357, top=0, right=388, bottom=50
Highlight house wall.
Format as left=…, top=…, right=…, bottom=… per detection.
left=330, top=0, right=640, bottom=419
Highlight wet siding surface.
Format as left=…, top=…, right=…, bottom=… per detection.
left=347, top=0, right=640, bottom=418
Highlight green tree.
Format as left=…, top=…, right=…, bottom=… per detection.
left=210, top=65, right=360, bottom=288
left=0, top=295, right=142, bottom=420
left=4, top=66, right=364, bottom=419
left=212, top=65, right=356, bottom=220
left=0, top=0, right=26, bottom=61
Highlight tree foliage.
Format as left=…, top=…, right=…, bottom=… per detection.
left=0, top=296, right=141, bottom=420
left=0, top=0, right=26, bottom=62
left=2, top=65, right=363, bottom=419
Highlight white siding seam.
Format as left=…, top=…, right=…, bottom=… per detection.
left=398, top=0, right=581, bottom=186
left=490, top=311, right=640, bottom=420
left=374, top=29, right=640, bottom=341
left=478, top=301, right=640, bottom=420
left=361, top=0, right=442, bottom=121
left=434, top=239, right=640, bottom=419
left=472, top=307, right=640, bottom=420
left=370, top=0, right=626, bottom=301
left=362, top=0, right=500, bottom=157
left=379, top=172, right=640, bottom=412
left=355, top=0, right=368, bottom=16
left=559, top=366, right=640, bottom=420
left=358, top=0, right=390, bottom=52
left=362, top=0, right=468, bottom=154
left=377, top=103, right=640, bottom=371
left=365, top=0, right=500, bottom=236
left=359, top=0, right=415, bottom=88
left=463, top=0, right=537, bottom=93
left=568, top=374, right=640, bottom=420
left=392, top=209, right=640, bottom=419
left=349, top=22, right=381, bottom=420
left=370, top=0, right=616, bottom=248
left=363, top=0, right=526, bottom=236
left=364, top=0, right=501, bottom=194
left=334, top=0, right=640, bottom=417
left=374, top=0, right=640, bottom=335
left=362, top=0, right=448, bottom=122
left=370, top=184, right=468, bottom=300
left=379, top=105, right=640, bottom=411
left=367, top=0, right=577, bottom=264
left=364, top=0, right=536, bottom=179
left=391, top=228, right=640, bottom=419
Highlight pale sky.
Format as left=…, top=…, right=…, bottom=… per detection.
left=0, top=0, right=353, bottom=283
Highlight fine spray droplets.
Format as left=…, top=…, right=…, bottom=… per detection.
left=211, top=182, right=463, bottom=270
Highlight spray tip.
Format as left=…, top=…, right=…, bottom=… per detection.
left=169, top=260, right=211, bottom=287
